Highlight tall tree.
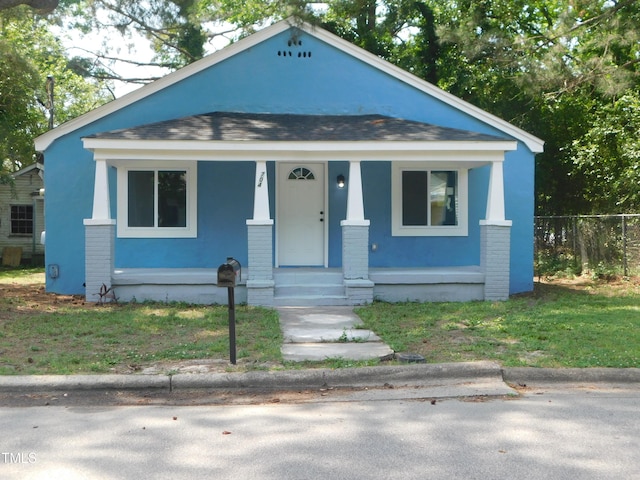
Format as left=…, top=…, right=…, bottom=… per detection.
left=59, top=0, right=211, bottom=78
left=37, top=1, right=640, bottom=214
left=0, top=5, right=111, bottom=180
left=431, top=0, right=640, bottom=214
left=571, top=92, right=640, bottom=213
left=0, top=34, right=40, bottom=183
left=0, top=0, right=58, bottom=12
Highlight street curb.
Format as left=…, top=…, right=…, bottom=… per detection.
left=0, top=374, right=170, bottom=393
left=1, top=363, right=638, bottom=394
left=0, top=361, right=501, bottom=394
left=502, top=367, right=640, bottom=385
left=170, top=361, right=502, bottom=391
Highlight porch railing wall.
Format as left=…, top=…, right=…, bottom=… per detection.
left=535, top=214, right=640, bottom=277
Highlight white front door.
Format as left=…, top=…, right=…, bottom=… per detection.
left=277, top=163, right=326, bottom=266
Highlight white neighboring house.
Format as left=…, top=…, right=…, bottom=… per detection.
left=0, top=163, right=45, bottom=265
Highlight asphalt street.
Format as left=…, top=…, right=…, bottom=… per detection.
left=0, top=382, right=638, bottom=480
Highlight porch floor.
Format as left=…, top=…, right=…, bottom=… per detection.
left=110, top=266, right=485, bottom=305
left=112, top=265, right=484, bottom=284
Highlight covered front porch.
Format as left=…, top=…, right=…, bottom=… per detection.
left=82, top=113, right=515, bottom=306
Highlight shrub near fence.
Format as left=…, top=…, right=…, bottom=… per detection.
left=535, top=214, right=640, bottom=277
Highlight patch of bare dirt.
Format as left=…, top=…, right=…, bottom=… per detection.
left=112, top=358, right=284, bottom=376
left=534, top=274, right=640, bottom=296
left=0, top=282, right=87, bottom=316
left=3, top=275, right=638, bottom=315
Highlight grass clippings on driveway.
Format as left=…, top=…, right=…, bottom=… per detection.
left=1, top=267, right=639, bottom=374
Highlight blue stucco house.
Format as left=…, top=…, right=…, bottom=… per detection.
left=34, top=19, right=543, bottom=306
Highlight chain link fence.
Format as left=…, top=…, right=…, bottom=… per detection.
left=535, top=214, right=640, bottom=277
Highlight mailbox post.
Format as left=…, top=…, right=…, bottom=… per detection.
left=217, top=257, right=241, bottom=365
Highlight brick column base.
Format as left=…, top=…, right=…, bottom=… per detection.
left=247, top=221, right=274, bottom=306
left=84, top=220, right=116, bottom=303
left=480, top=221, right=511, bottom=301
left=341, top=222, right=373, bottom=304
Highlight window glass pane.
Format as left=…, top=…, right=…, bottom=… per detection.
left=10, top=205, right=33, bottom=234
left=402, top=171, right=428, bottom=226
left=288, top=167, right=315, bottom=180
left=158, top=171, right=187, bottom=227
left=128, top=171, right=154, bottom=227
left=431, top=171, right=457, bottom=226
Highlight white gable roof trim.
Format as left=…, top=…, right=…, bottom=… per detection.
left=11, top=162, right=44, bottom=179
left=35, top=19, right=544, bottom=153
left=84, top=139, right=518, bottom=163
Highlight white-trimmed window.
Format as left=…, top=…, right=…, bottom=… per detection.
left=117, top=161, right=197, bottom=238
left=392, top=163, right=468, bottom=236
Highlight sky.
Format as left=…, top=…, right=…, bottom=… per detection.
left=59, top=27, right=172, bottom=98
left=57, top=20, right=234, bottom=98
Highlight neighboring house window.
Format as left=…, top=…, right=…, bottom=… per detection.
left=392, top=163, right=468, bottom=236
left=10, top=205, right=33, bottom=235
left=117, top=162, right=197, bottom=238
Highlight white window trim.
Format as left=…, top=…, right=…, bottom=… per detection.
left=116, top=161, right=197, bottom=238
left=391, top=162, right=468, bottom=237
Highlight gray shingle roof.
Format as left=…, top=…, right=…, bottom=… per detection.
left=88, top=112, right=509, bottom=142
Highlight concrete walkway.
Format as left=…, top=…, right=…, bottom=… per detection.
left=277, top=306, right=395, bottom=362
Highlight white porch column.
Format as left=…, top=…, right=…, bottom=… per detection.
left=480, top=160, right=512, bottom=301
left=252, top=160, right=271, bottom=222
left=485, top=160, right=507, bottom=223
left=246, top=160, right=274, bottom=306
left=83, top=158, right=116, bottom=302
left=345, top=160, right=367, bottom=223
left=90, top=159, right=111, bottom=220
left=341, top=160, right=373, bottom=305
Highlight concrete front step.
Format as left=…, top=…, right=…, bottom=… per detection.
left=275, top=284, right=346, bottom=297
left=283, top=327, right=381, bottom=343
left=277, top=306, right=394, bottom=362
left=273, top=269, right=347, bottom=306
left=273, top=269, right=344, bottom=284
left=273, top=295, right=349, bottom=306
left=282, top=342, right=395, bottom=362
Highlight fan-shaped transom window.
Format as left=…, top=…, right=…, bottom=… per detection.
left=288, top=167, right=315, bottom=180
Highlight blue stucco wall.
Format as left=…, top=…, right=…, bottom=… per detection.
left=42, top=26, right=535, bottom=295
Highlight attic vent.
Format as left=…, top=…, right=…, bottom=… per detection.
left=277, top=50, right=312, bottom=58
left=278, top=36, right=311, bottom=59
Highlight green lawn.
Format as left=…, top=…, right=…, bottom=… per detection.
left=1, top=303, right=282, bottom=375
left=356, top=280, right=640, bottom=368
left=1, top=267, right=639, bottom=373
left=0, top=268, right=282, bottom=374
